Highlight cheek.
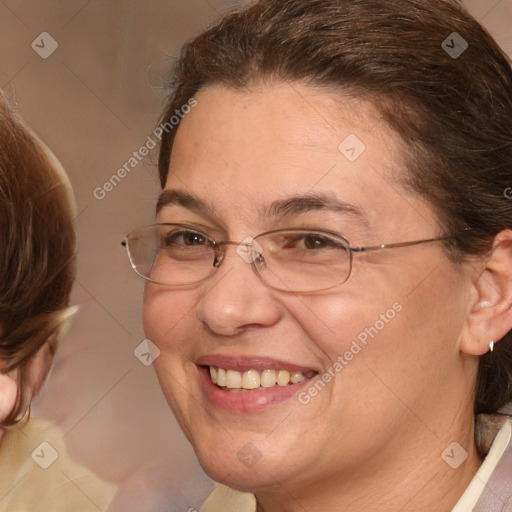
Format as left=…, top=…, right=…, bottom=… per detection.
left=142, top=285, right=196, bottom=353
left=0, top=373, right=18, bottom=422
left=142, top=287, right=198, bottom=401
left=142, top=286, right=202, bottom=436
left=289, top=287, right=405, bottom=364
left=288, top=262, right=466, bottom=412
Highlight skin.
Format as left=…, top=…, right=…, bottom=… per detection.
left=0, top=372, right=17, bottom=429
left=143, top=82, right=512, bottom=511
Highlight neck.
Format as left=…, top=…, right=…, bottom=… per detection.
left=254, top=416, right=481, bottom=512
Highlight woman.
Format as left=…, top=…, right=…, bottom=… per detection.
left=123, top=0, right=512, bottom=510
left=0, top=92, right=117, bottom=511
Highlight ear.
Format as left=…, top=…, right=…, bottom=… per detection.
left=462, top=230, right=512, bottom=356
left=25, top=336, right=57, bottom=399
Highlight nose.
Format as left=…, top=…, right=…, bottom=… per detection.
left=196, top=245, right=282, bottom=337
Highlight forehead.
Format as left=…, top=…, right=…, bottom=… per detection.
left=164, top=82, right=432, bottom=233
left=170, top=82, right=394, bottom=175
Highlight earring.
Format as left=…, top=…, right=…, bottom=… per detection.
left=489, top=341, right=494, bottom=352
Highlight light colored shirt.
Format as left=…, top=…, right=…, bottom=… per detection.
left=201, top=418, right=512, bottom=512
left=453, top=417, right=512, bottom=511
left=0, top=416, right=117, bottom=512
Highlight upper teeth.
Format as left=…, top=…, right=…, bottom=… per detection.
left=209, top=366, right=313, bottom=390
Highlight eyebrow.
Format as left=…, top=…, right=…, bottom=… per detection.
left=156, top=189, right=214, bottom=216
left=156, top=189, right=368, bottom=227
left=264, top=193, right=368, bottom=225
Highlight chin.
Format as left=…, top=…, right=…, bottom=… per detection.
left=194, top=436, right=301, bottom=493
left=201, top=459, right=277, bottom=493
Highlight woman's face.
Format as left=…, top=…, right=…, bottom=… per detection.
left=143, top=82, right=475, bottom=491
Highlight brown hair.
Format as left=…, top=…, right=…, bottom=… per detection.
left=157, top=0, right=512, bottom=414
left=0, top=92, right=76, bottom=426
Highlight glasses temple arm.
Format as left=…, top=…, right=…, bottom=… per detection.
left=350, top=234, right=455, bottom=253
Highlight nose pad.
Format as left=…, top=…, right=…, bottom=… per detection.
left=236, top=237, right=265, bottom=265
left=254, top=252, right=266, bottom=269
left=212, top=244, right=224, bottom=268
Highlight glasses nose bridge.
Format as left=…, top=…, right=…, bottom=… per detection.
left=212, top=239, right=253, bottom=268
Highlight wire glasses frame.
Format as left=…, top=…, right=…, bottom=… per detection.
left=121, top=223, right=456, bottom=293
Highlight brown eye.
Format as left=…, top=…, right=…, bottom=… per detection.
left=283, top=233, right=339, bottom=250
left=163, top=230, right=209, bottom=247
left=181, top=232, right=208, bottom=246
left=303, top=234, right=329, bottom=250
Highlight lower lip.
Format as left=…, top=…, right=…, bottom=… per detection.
left=198, top=366, right=317, bottom=413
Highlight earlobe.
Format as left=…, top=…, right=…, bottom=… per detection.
left=461, top=230, right=512, bottom=356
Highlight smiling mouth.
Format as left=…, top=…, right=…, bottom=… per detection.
left=206, top=366, right=318, bottom=392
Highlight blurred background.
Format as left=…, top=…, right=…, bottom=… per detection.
left=0, top=0, right=510, bottom=510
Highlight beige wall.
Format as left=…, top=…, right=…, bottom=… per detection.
left=1, top=1, right=510, bottom=510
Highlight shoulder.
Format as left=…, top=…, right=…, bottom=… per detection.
left=0, top=417, right=117, bottom=512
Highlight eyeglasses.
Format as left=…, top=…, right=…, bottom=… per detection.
left=121, top=223, right=455, bottom=293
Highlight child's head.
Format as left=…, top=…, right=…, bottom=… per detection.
left=0, top=91, right=76, bottom=427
